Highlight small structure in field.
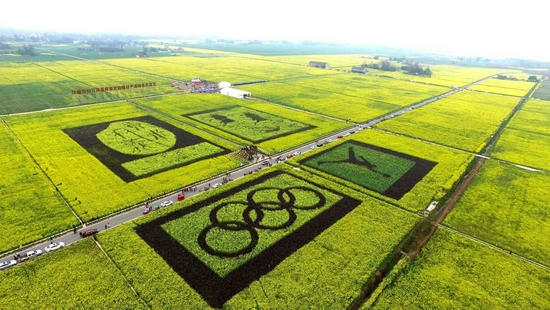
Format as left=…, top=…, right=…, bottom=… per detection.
left=220, top=87, right=251, bottom=99
left=309, top=61, right=330, bottom=69
left=218, top=81, right=231, bottom=89
left=351, top=66, right=368, bottom=74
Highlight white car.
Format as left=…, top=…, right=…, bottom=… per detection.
left=293, top=151, right=301, bottom=156
left=20, top=250, right=42, bottom=262
left=0, top=260, right=17, bottom=271
left=45, top=242, right=65, bottom=253
left=212, top=183, right=222, bottom=188
left=160, top=200, right=174, bottom=207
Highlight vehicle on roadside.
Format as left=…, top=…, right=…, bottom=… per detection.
left=80, top=228, right=99, bottom=238
left=293, top=151, right=301, bottom=156
left=0, top=260, right=17, bottom=271
left=343, top=133, right=350, bottom=137
left=326, top=139, right=333, bottom=143
left=310, top=145, right=317, bottom=149
left=20, top=250, right=43, bottom=262
left=143, top=206, right=151, bottom=214
left=337, top=135, right=343, bottom=139
left=45, top=242, right=65, bottom=253
left=160, top=200, right=173, bottom=207
left=212, top=183, right=222, bottom=188
left=287, top=154, right=294, bottom=158
left=261, top=161, right=271, bottom=166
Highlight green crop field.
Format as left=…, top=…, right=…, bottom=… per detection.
left=377, top=90, right=520, bottom=152
left=444, top=160, right=550, bottom=266
left=240, top=73, right=449, bottom=122
left=532, top=80, right=550, bottom=100
left=0, top=62, right=88, bottom=114
left=4, top=102, right=241, bottom=222
left=370, top=229, right=550, bottom=309
left=135, top=94, right=350, bottom=153
left=97, top=165, right=418, bottom=309
left=294, top=129, right=474, bottom=212
left=0, top=121, right=77, bottom=252
left=469, top=77, right=536, bottom=97
left=0, top=238, right=145, bottom=308
left=491, top=99, right=550, bottom=170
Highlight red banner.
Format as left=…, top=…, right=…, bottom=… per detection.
left=72, top=82, right=157, bottom=95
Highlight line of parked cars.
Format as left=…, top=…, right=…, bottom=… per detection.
left=143, top=200, right=173, bottom=215
left=0, top=241, right=67, bottom=271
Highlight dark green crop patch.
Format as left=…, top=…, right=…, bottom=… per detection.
left=301, top=140, right=437, bottom=199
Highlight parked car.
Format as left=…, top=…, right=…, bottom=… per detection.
left=143, top=207, right=151, bottom=215
left=20, top=250, right=43, bottom=262
left=293, top=151, right=301, bottom=156
left=261, top=161, right=271, bottom=166
left=337, top=135, right=343, bottom=139
left=45, top=242, right=65, bottom=253
left=160, top=200, right=173, bottom=207
left=80, top=228, right=99, bottom=238
left=0, top=260, right=17, bottom=271
left=212, top=183, right=222, bottom=188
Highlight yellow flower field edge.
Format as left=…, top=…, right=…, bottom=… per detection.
left=491, top=99, right=550, bottom=170
left=0, top=238, right=146, bottom=309
left=0, top=120, right=78, bottom=253
left=96, top=164, right=419, bottom=308
left=4, top=102, right=242, bottom=222
left=444, top=160, right=550, bottom=266
left=369, top=229, right=550, bottom=309
left=289, top=129, right=474, bottom=213
left=376, top=90, right=520, bottom=152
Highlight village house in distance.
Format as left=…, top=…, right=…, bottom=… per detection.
left=309, top=61, right=330, bottom=69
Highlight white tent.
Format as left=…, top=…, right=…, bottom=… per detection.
left=220, top=87, right=251, bottom=99
left=218, top=81, right=231, bottom=89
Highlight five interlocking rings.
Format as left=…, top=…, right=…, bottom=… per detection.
left=198, top=186, right=326, bottom=258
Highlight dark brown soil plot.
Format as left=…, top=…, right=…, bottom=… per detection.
left=136, top=170, right=361, bottom=308
left=63, top=115, right=230, bottom=182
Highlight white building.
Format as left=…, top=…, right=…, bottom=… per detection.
left=220, top=87, right=251, bottom=99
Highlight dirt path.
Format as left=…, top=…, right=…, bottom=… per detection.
left=406, top=157, right=486, bottom=259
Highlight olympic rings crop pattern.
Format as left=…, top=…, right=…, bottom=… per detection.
left=198, top=186, right=327, bottom=258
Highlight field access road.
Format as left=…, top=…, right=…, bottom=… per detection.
left=0, top=75, right=495, bottom=269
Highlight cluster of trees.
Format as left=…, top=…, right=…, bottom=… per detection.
left=402, top=63, right=432, bottom=77
left=16, top=44, right=39, bottom=56
left=496, top=74, right=538, bottom=82
left=363, top=61, right=398, bottom=72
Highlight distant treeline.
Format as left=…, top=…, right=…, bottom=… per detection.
left=363, top=60, right=432, bottom=76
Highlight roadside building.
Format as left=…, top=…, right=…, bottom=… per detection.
left=309, top=61, right=330, bottom=69
left=220, top=87, right=251, bottom=99
left=351, top=66, right=368, bottom=74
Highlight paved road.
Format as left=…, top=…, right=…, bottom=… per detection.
left=0, top=75, right=494, bottom=269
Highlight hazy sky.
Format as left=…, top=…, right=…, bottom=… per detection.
left=2, top=0, right=547, bottom=60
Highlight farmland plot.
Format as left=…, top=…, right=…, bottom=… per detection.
left=296, top=129, right=473, bottom=212
left=0, top=122, right=77, bottom=253
left=98, top=165, right=418, bottom=309
left=36, top=60, right=176, bottom=99
left=370, top=229, right=550, bottom=309
left=240, top=74, right=448, bottom=122
left=377, top=90, right=520, bottom=152
left=532, top=80, right=550, bottom=100
left=0, top=239, right=145, bottom=309
left=469, top=77, right=536, bottom=97
left=0, top=62, right=87, bottom=114
left=136, top=94, right=349, bottom=153
left=445, top=160, right=550, bottom=266
left=492, top=99, right=550, bottom=170
left=5, top=102, right=240, bottom=221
